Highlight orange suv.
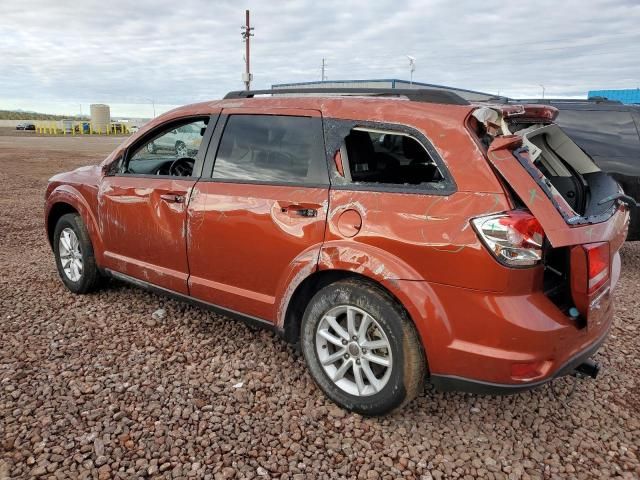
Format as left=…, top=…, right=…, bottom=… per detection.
left=45, top=88, right=630, bottom=415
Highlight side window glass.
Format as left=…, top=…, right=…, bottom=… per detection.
left=125, top=119, right=208, bottom=176
left=343, top=128, right=444, bottom=186
left=212, top=115, right=327, bottom=184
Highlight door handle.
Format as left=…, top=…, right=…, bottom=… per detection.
left=293, top=208, right=318, bottom=218
left=160, top=193, right=185, bottom=203
left=280, top=205, right=318, bottom=217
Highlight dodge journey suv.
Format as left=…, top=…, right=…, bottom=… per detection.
left=45, top=88, right=630, bottom=415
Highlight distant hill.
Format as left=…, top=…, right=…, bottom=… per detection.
left=0, top=110, right=89, bottom=121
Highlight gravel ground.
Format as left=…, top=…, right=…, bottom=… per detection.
left=1, top=135, right=639, bottom=479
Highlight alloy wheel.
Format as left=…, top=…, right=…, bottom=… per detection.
left=58, top=227, right=83, bottom=282
left=315, top=305, right=393, bottom=396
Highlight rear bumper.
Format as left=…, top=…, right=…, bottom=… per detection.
left=388, top=273, right=615, bottom=394
left=429, top=323, right=610, bottom=394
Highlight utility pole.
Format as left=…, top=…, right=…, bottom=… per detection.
left=321, top=58, right=327, bottom=81
left=241, top=10, right=254, bottom=91
left=540, top=84, right=546, bottom=99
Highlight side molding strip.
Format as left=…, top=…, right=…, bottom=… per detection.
left=103, top=269, right=278, bottom=334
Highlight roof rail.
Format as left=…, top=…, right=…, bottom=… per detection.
left=223, top=88, right=470, bottom=106
left=514, top=97, right=623, bottom=105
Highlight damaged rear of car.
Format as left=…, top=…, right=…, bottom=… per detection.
left=453, top=104, right=630, bottom=391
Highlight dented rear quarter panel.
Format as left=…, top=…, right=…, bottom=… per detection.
left=320, top=190, right=533, bottom=291
left=317, top=99, right=530, bottom=292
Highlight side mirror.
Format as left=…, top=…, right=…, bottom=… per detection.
left=102, top=158, right=121, bottom=176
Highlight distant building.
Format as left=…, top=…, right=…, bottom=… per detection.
left=272, top=79, right=497, bottom=102
left=588, top=88, right=640, bottom=104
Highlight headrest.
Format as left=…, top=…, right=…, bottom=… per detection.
left=235, top=122, right=269, bottom=149
left=345, top=130, right=376, bottom=172
left=403, top=136, right=426, bottom=160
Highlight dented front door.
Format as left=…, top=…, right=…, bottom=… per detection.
left=98, top=177, right=196, bottom=294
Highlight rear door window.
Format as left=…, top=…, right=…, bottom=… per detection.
left=212, top=115, right=328, bottom=185
left=343, top=128, right=445, bottom=186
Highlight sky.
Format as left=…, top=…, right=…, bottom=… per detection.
left=1, top=0, right=639, bottom=117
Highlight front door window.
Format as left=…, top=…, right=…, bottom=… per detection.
left=125, top=119, right=208, bottom=176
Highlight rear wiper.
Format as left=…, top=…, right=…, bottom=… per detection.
left=597, top=192, right=638, bottom=210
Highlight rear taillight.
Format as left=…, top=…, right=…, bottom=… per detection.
left=585, top=242, right=610, bottom=294
left=472, top=210, right=545, bottom=267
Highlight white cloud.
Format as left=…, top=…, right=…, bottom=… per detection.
left=1, top=0, right=638, bottom=116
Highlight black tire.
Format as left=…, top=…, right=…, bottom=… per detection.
left=301, top=279, right=426, bottom=415
left=53, top=213, right=101, bottom=294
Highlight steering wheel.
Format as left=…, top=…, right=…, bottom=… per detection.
left=168, top=157, right=195, bottom=177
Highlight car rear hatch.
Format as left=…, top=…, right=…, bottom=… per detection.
left=472, top=104, right=630, bottom=325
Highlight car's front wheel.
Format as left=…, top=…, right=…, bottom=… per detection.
left=301, top=279, right=426, bottom=415
left=53, top=213, right=101, bottom=294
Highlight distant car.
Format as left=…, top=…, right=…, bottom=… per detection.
left=514, top=99, right=640, bottom=240
left=146, top=122, right=202, bottom=156
left=128, top=125, right=140, bottom=133
left=16, top=122, right=35, bottom=130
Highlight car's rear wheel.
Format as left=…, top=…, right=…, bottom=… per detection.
left=53, top=213, right=101, bottom=294
left=301, top=279, right=426, bottom=415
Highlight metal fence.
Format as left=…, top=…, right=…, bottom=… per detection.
left=34, top=121, right=132, bottom=135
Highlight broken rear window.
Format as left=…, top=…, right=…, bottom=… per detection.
left=342, top=128, right=446, bottom=187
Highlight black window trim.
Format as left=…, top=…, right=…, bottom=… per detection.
left=323, top=118, right=457, bottom=196
left=108, top=113, right=219, bottom=179
left=201, top=113, right=330, bottom=187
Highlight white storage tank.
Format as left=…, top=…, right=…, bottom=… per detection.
left=90, top=104, right=110, bottom=133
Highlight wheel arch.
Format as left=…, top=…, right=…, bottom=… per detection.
left=281, top=242, right=448, bottom=371
left=46, top=186, right=104, bottom=263
left=47, top=202, right=79, bottom=247
left=282, top=269, right=430, bottom=361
